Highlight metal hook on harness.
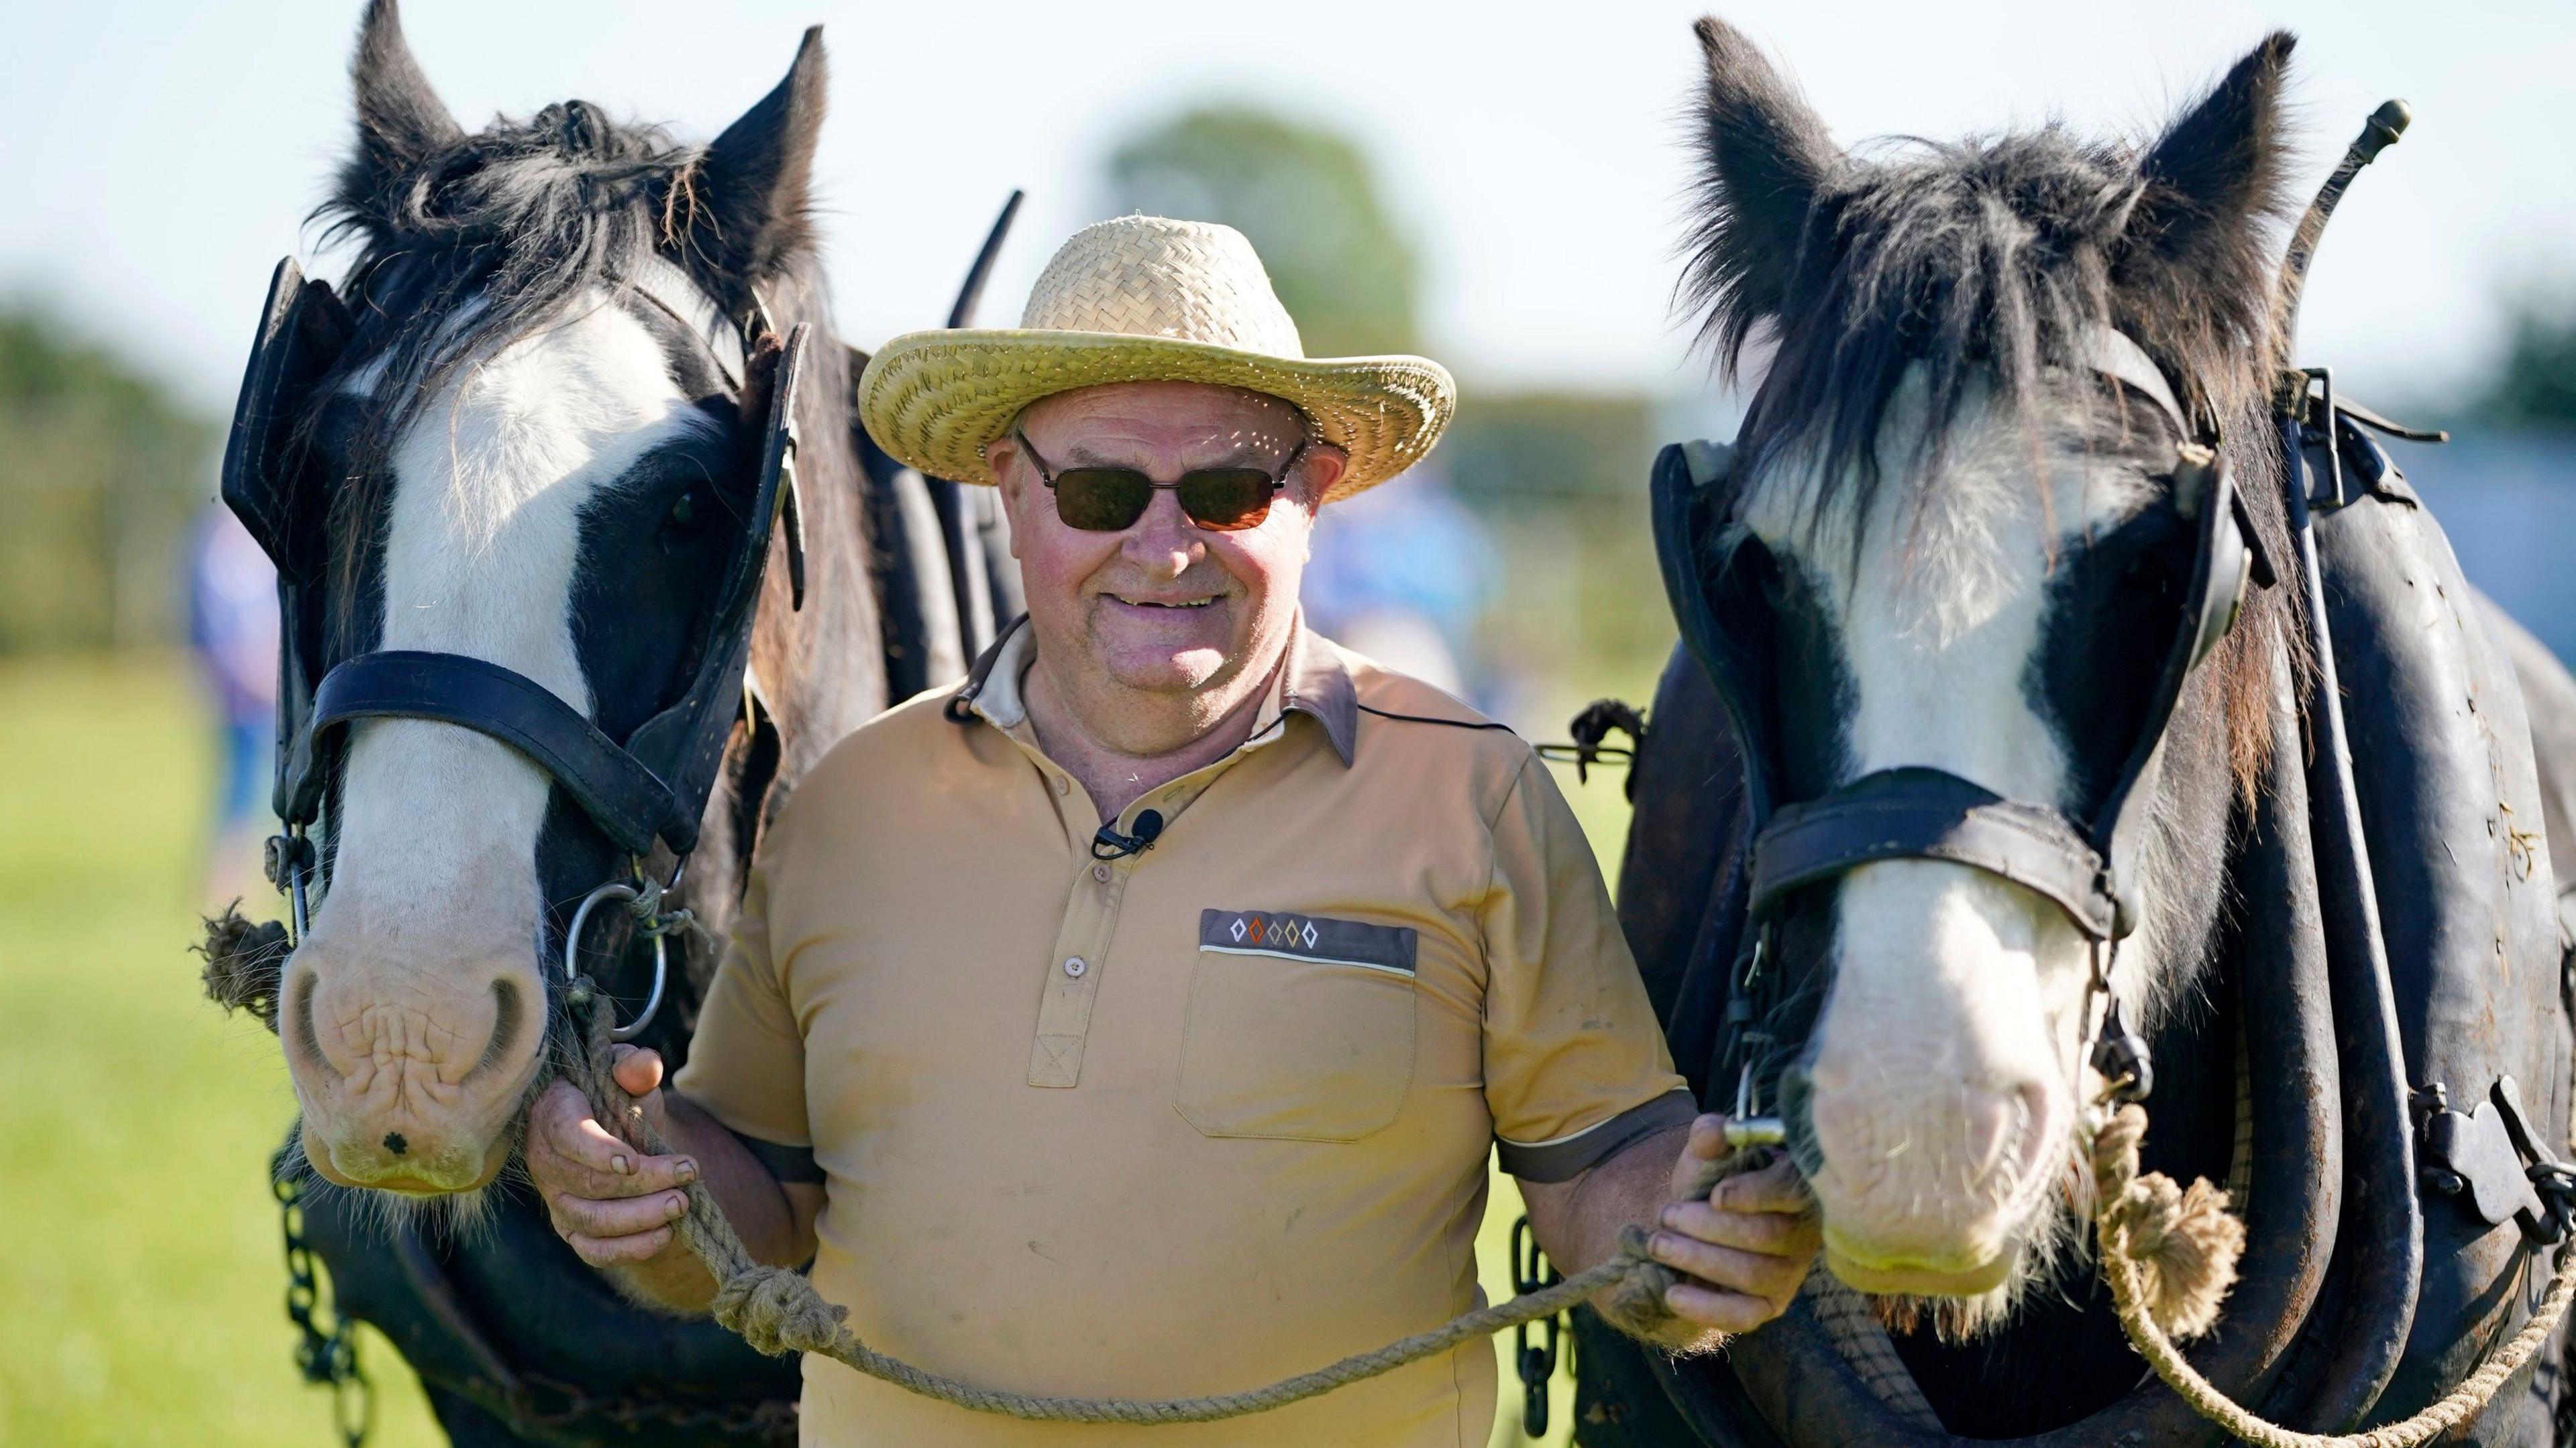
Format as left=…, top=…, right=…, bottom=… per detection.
left=264, top=824, right=317, bottom=944
left=2085, top=938, right=2154, bottom=1106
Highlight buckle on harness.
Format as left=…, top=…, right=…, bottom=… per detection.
left=2417, top=1075, right=2575, bottom=1243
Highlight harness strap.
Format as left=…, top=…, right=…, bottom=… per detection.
left=288, top=651, right=693, bottom=856
left=1750, top=768, right=2124, bottom=940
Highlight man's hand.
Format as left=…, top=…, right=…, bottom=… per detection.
left=1638, top=1114, right=1820, bottom=1338
left=1520, top=1111, right=1821, bottom=1353
left=525, top=1046, right=699, bottom=1269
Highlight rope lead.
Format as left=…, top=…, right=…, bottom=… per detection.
left=561, top=991, right=1725, bottom=1424
left=2092, top=1103, right=2576, bottom=1447
left=567, top=985, right=2567, bottom=1433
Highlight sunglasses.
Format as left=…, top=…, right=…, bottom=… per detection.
left=1013, top=427, right=1311, bottom=533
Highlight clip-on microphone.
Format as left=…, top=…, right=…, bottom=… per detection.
left=1091, top=809, right=1165, bottom=861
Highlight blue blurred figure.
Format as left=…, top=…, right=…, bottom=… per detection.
left=188, top=505, right=278, bottom=907
left=1301, top=463, right=1495, bottom=702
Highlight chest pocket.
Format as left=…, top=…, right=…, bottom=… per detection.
left=1176, top=909, right=1419, bottom=1142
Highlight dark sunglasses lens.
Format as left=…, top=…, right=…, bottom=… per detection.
left=1051, top=469, right=1154, bottom=531
left=1176, top=469, right=1277, bottom=531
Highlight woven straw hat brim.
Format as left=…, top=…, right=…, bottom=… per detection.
left=857, top=329, right=1457, bottom=504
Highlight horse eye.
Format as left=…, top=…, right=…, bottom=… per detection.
left=667, top=490, right=700, bottom=528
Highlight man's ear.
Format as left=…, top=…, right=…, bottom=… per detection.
left=985, top=437, right=1030, bottom=557
left=1299, top=445, right=1348, bottom=511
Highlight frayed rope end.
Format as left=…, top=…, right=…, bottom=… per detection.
left=198, top=903, right=290, bottom=1034
left=2093, top=1104, right=2245, bottom=1341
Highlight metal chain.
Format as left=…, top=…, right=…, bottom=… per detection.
left=1511, top=1216, right=1567, bottom=1438
left=273, top=1150, right=373, bottom=1448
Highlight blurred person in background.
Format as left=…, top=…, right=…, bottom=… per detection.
left=186, top=503, right=276, bottom=907
left=1300, top=459, right=1495, bottom=701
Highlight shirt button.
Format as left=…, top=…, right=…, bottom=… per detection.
left=1091, top=864, right=1112, bottom=883
left=1063, top=956, right=1087, bottom=978
left=1053, top=777, right=1071, bottom=797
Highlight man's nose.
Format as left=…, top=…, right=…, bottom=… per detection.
left=1121, top=490, right=1202, bottom=574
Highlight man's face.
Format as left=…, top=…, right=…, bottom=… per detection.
left=990, top=381, right=1346, bottom=708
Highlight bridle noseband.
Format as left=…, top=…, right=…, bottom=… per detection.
left=224, top=254, right=812, bottom=1041
left=1657, top=330, right=2276, bottom=1129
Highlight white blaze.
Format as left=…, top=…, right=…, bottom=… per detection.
left=322, top=295, right=712, bottom=940
left=1742, top=369, right=2161, bottom=1282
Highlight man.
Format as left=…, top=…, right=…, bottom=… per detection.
left=528, top=215, right=1817, bottom=1445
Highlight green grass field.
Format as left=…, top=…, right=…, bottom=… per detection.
left=0, top=653, right=1649, bottom=1447
left=0, top=654, right=446, bottom=1446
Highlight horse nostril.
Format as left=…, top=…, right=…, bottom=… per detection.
left=383, top=1131, right=409, bottom=1156
left=466, top=977, right=525, bottom=1082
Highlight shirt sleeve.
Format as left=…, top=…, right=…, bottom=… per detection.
left=672, top=859, right=812, bottom=1158
left=1481, top=754, right=1697, bottom=1183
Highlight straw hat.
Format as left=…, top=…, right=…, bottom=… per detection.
left=857, top=216, right=1456, bottom=504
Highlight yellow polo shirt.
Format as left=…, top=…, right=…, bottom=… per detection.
left=676, top=618, right=1692, bottom=1447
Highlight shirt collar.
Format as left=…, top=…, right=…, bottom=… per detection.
left=951, top=613, right=1357, bottom=767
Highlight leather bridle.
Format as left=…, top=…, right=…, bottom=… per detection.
left=222, top=253, right=812, bottom=1041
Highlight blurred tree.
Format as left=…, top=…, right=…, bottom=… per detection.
left=0, top=308, right=213, bottom=653
left=2479, top=297, right=2576, bottom=432
left=1106, top=107, right=1420, bottom=357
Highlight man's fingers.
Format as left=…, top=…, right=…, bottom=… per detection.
left=1711, top=1156, right=1815, bottom=1216
left=527, top=1088, right=697, bottom=1200
left=1657, top=1199, right=1819, bottom=1256
left=1682, top=1114, right=1729, bottom=1160
left=564, top=1225, right=675, bottom=1268
left=1667, top=1114, right=1735, bottom=1199
left=610, top=1045, right=665, bottom=1099
left=551, top=1188, right=692, bottom=1241
left=1663, top=1282, right=1788, bottom=1335
left=552, top=1117, right=696, bottom=1192
left=1646, top=1233, right=1811, bottom=1302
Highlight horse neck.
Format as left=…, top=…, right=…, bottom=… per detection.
left=2121, top=622, right=2279, bottom=1039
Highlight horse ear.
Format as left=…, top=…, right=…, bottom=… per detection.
left=350, top=0, right=462, bottom=182
left=684, top=27, right=828, bottom=290
left=2125, top=32, right=2297, bottom=270
left=1684, top=17, right=1844, bottom=374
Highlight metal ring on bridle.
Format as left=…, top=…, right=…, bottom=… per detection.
left=564, top=880, right=667, bottom=1044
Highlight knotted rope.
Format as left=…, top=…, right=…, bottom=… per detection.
left=199, top=902, right=291, bottom=1032
left=559, top=989, right=1734, bottom=1424
left=2090, top=1102, right=2576, bottom=1447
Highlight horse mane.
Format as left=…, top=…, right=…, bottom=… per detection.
left=1684, top=29, right=2308, bottom=798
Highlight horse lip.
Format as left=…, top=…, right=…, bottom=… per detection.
left=1823, top=1241, right=2018, bottom=1297
left=301, top=1121, right=506, bottom=1194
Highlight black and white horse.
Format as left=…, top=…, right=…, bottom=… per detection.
left=206, top=3, right=1010, bottom=1439
left=271, top=1, right=884, bottom=1199
left=1577, top=21, right=2576, bottom=1446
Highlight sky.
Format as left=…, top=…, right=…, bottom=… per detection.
left=4, top=0, right=2570, bottom=416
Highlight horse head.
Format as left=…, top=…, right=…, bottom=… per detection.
left=1681, top=18, right=2304, bottom=1334
left=244, top=0, right=878, bottom=1203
